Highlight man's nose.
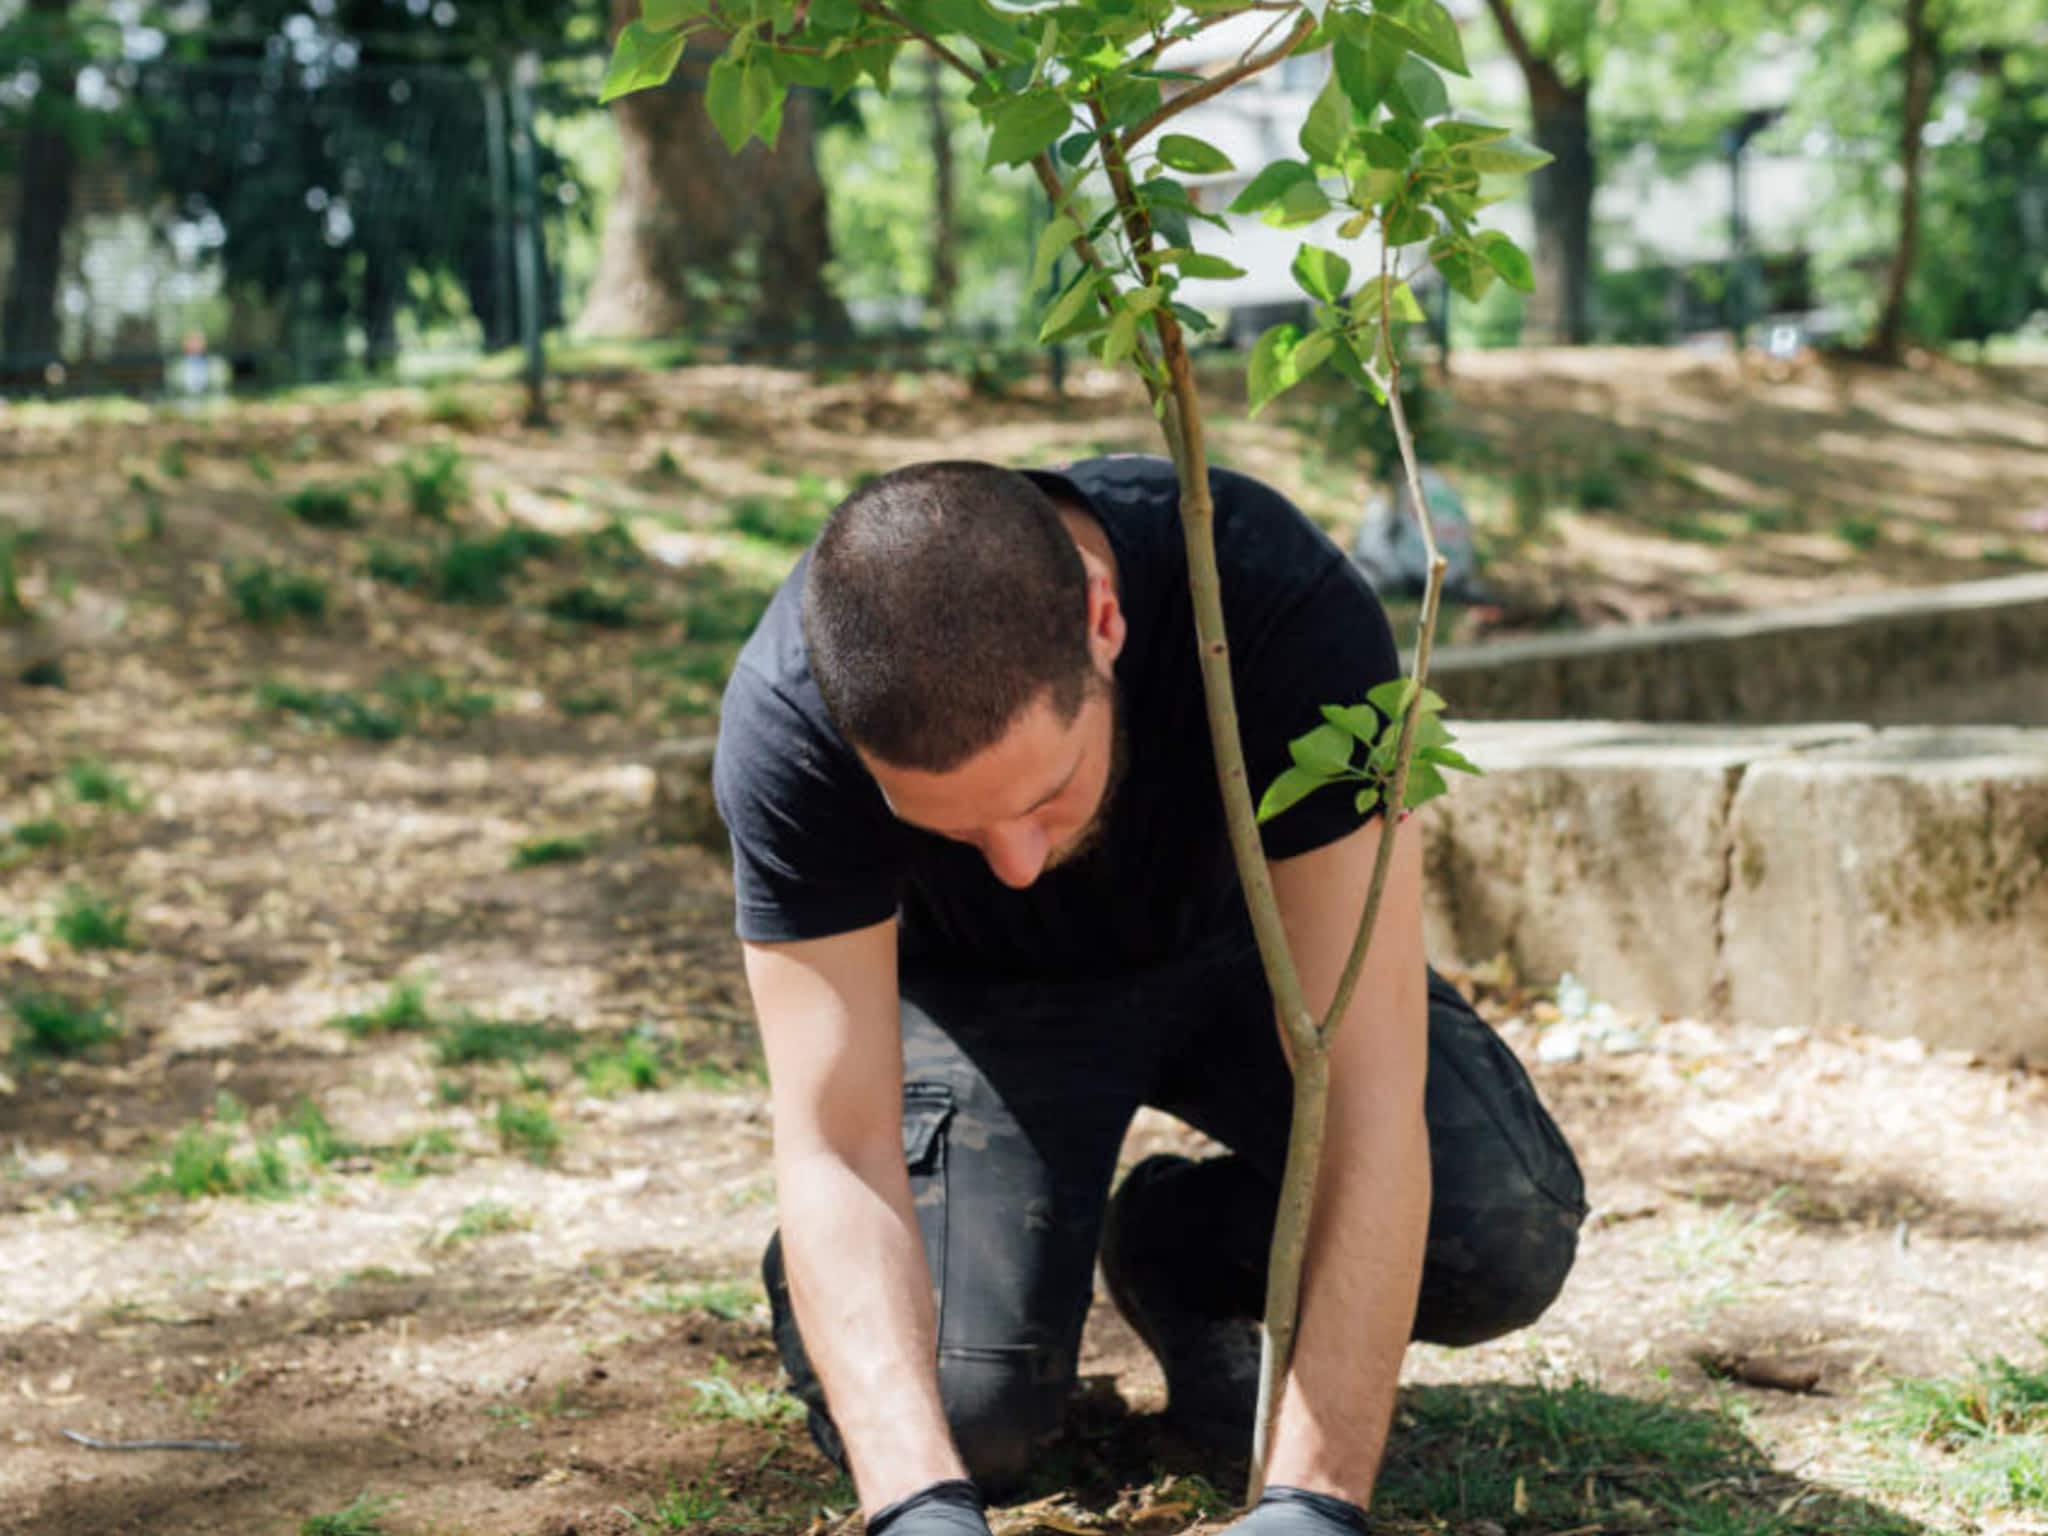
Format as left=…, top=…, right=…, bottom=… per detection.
left=982, top=822, right=1049, bottom=889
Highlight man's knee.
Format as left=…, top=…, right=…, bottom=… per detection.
left=939, top=1349, right=1064, bottom=1494
left=1415, top=1192, right=1581, bottom=1346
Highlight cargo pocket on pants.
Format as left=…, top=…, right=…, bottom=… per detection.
left=902, top=1081, right=956, bottom=1336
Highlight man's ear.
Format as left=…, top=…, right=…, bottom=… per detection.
left=1085, top=573, right=1126, bottom=669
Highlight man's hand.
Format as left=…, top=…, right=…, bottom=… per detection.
left=1224, top=1487, right=1370, bottom=1536
left=865, top=1479, right=991, bottom=1536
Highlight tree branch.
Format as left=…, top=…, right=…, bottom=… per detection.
left=860, top=0, right=980, bottom=84
left=1479, top=0, right=1543, bottom=83
left=1121, top=10, right=1314, bottom=154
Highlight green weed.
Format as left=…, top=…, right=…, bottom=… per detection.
left=628, top=1478, right=727, bottom=1531
left=399, top=443, right=468, bottom=521
left=637, top=1279, right=759, bottom=1321
left=513, top=834, right=594, bottom=869
left=8, top=991, right=120, bottom=1058
left=67, top=757, right=142, bottom=809
left=363, top=543, right=428, bottom=589
left=439, top=1199, right=532, bottom=1247
left=280, top=1097, right=349, bottom=1166
left=685, top=1357, right=802, bottom=1426
left=1746, top=502, right=1802, bottom=534
left=11, top=817, right=69, bottom=849
left=544, top=582, right=638, bottom=628
left=1660, top=514, right=1734, bottom=546
left=1862, top=1347, right=2048, bottom=1513
left=559, top=689, right=621, bottom=717
left=0, top=526, right=29, bottom=620
left=426, top=386, right=488, bottom=430
left=580, top=1036, right=663, bottom=1097
left=581, top=518, right=647, bottom=569
left=256, top=681, right=404, bottom=741
left=139, top=1095, right=342, bottom=1202
left=1981, top=543, right=2037, bottom=568
left=433, top=526, right=561, bottom=604
left=229, top=562, right=328, bottom=623
left=299, top=1491, right=396, bottom=1536
left=376, top=670, right=496, bottom=722
left=494, top=1099, right=562, bottom=1164
left=1575, top=463, right=1623, bottom=511
left=1835, top=515, right=1884, bottom=550
left=246, top=450, right=276, bottom=484
left=284, top=483, right=359, bottom=529
left=729, top=494, right=826, bottom=546
left=158, top=440, right=189, bottom=480
left=434, top=1016, right=577, bottom=1066
left=53, top=886, right=133, bottom=950
left=377, top=1128, right=458, bottom=1185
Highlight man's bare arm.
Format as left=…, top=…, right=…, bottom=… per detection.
left=743, top=921, right=967, bottom=1513
left=1260, top=814, right=1432, bottom=1508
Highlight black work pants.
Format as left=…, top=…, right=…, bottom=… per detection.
left=762, top=937, right=1587, bottom=1488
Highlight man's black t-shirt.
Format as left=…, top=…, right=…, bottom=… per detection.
left=712, top=455, right=1403, bottom=979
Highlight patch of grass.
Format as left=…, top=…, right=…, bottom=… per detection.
left=1574, top=462, right=1624, bottom=511
left=1659, top=513, right=1734, bottom=546
left=1745, top=501, right=1802, bottom=534
left=425, top=386, right=488, bottom=430
left=434, top=1015, right=578, bottom=1066
left=513, top=834, right=595, bottom=869
left=432, top=526, right=561, bottom=605
left=628, top=1478, right=728, bottom=1532
left=255, top=680, right=404, bottom=742
left=1862, top=1347, right=2048, bottom=1514
left=1981, top=543, right=2037, bottom=568
left=53, top=886, right=133, bottom=950
left=67, top=756, right=141, bottom=809
left=284, top=483, right=360, bottom=529
left=558, top=689, right=621, bottom=717
left=247, top=450, right=276, bottom=484
left=0, top=526, right=28, bottom=620
left=399, top=443, right=468, bottom=521
left=11, top=817, right=69, bottom=849
left=281, top=1096, right=349, bottom=1166
left=228, top=561, right=328, bottom=623
left=729, top=493, right=826, bottom=546
left=1835, top=514, right=1884, bottom=550
left=158, top=439, right=190, bottom=480
left=638, top=1279, right=759, bottom=1321
left=8, top=991, right=120, bottom=1059
left=544, top=582, right=638, bottom=628
left=581, top=517, right=647, bottom=569
left=686, top=1357, right=803, bottom=1426
left=363, top=543, right=428, bottom=589
left=376, top=669, right=496, bottom=722
left=139, top=1095, right=345, bottom=1202
left=439, top=1198, right=533, bottom=1247
left=494, top=1099, right=563, bottom=1164
left=300, top=1491, right=396, bottom=1536
left=580, top=1035, right=663, bottom=1097
left=376, top=1128, right=458, bottom=1185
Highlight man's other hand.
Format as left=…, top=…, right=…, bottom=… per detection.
left=1224, top=1487, right=1371, bottom=1536
left=866, top=1479, right=991, bottom=1536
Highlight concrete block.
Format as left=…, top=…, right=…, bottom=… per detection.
left=1422, top=723, right=1869, bottom=1019
left=1721, top=728, right=2048, bottom=1056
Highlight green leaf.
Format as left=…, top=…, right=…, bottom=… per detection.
left=703, top=55, right=782, bottom=152
left=1257, top=766, right=1328, bottom=824
left=1161, top=250, right=1247, bottom=280
left=642, top=0, right=708, bottom=28
left=1418, top=745, right=1483, bottom=776
left=1036, top=271, right=1099, bottom=343
left=1332, top=23, right=1403, bottom=120
left=1390, top=55, right=1448, bottom=119
left=904, top=0, right=1034, bottom=63
left=1103, top=306, right=1140, bottom=365
left=599, top=21, right=685, bottom=103
left=1330, top=333, right=1383, bottom=399
left=1290, top=722, right=1355, bottom=776
left=1385, top=202, right=1436, bottom=246
left=1432, top=117, right=1511, bottom=150
left=1229, top=160, right=1316, bottom=216
left=1126, top=285, right=1163, bottom=315
left=1033, top=215, right=1079, bottom=289
left=1291, top=244, right=1352, bottom=305
left=987, top=90, right=1073, bottom=168
left=1384, top=0, right=1467, bottom=76
left=1058, top=130, right=1095, bottom=167
left=1266, top=178, right=1333, bottom=229
left=1476, top=229, right=1535, bottom=291
left=1293, top=330, right=1335, bottom=379
left=1158, top=133, right=1234, bottom=175
left=1299, top=72, right=1351, bottom=166
left=1350, top=275, right=1422, bottom=323
left=1462, top=134, right=1553, bottom=175
left=1247, top=323, right=1324, bottom=416
left=1402, top=759, right=1449, bottom=809
left=1321, top=703, right=1380, bottom=743
left=1367, top=677, right=1415, bottom=720
left=1430, top=237, right=1495, bottom=302
left=1353, top=784, right=1382, bottom=816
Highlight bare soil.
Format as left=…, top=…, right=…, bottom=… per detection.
left=3, top=352, right=2046, bottom=1536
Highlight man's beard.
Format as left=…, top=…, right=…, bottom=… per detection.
left=1044, top=679, right=1128, bottom=872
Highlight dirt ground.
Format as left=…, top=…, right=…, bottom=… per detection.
left=3, top=351, right=2046, bottom=1536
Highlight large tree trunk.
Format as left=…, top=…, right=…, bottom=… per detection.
left=1481, top=0, right=1595, bottom=344
left=1, top=0, right=79, bottom=378
left=1869, top=0, right=1938, bottom=363
left=927, top=55, right=956, bottom=326
left=577, top=1, right=847, bottom=340
left=1527, top=67, right=1594, bottom=344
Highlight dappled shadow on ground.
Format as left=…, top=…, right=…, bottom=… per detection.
left=1665, top=1153, right=2048, bottom=1244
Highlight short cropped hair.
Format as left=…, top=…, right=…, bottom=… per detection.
left=801, top=461, right=1092, bottom=772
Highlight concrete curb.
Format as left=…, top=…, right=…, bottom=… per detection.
left=1423, top=572, right=2048, bottom=726
left=1423, top=722, right=2048, bottom=1057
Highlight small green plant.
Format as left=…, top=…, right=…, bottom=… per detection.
left=246, top=450, right=276, bottom=484
left=299, top=1491, right=396, bottom=1536
left=9, top=991, right=120, bottom=1059
left=283, top=483, right=359, bottom=529
left=629, top=1478, right=728, bottom=1531
left=582, top=517, right=647, bottom=569
left=281, top=1096, right=348, bottom=1166
left=425, top=387, right=487, bottom=430
left=11, top=817, right=69, bottom=849
left=1507, top=468, right=1552, bottom=541
left=399, top=443, right=468, bottom=521
left=433, top=527, right=560, bottom=605
left=1258, top=679, right=1481, bottom=824
left=544, top=582, right=638, bottom=628
left=580, top=1035, right=663, bottom=1096
left=686, top=1357, right=803, bottom=1426
left=378, top=1128, right=458, bottom=1185
left=434, top=1016, right=576, bottom=1066
left=376, top=670, right=496, bottom=722
left=1981, top=543, right=2036, bottom=568
left=729, top=494, right=826, bottom=546
left=53, top=886, right=133, bottom=951
left=1836, top=514, right=1884, bottom=550
left=158, top=440, right=189, bottom=480
left=143, top=1108, right=313, bottom=1203
left=1659, top=514, right=1733, bottom=546
left=229, top=562, right=328, bottom=623
left=638, top=1279, right=758, bottom=1320
left=1863, top=1346, right=2048, bottom=1513
left=1574, top=463, right=1623, bottom=511
left=329, top=979, right=438, bottom=1037
left=363, top=543, right=428, bottom=589
left=0, top=527, right=27, bottom=620
left=1745, top=502, right=1801, bottom=534
left=494, top=1099, right=562, bottom=1164
left=67, top=756, right=141, bottom=809
left=513, top=834, right=595, bottom=869
left=559, top=689, right=621, bottom=717
left=440, top=1198, right=533, bottom=1246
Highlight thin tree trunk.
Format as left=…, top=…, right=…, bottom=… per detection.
left=1870, top=0, right=1938, bottom=363
left=578, top=0, right=847, bottom=339
left=927, top=55, right=956, bottom=326
left=1, top=0, right=78, bottom=377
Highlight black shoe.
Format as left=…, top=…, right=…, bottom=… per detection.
left=1099, top=1154, right=1264, bottom=1455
